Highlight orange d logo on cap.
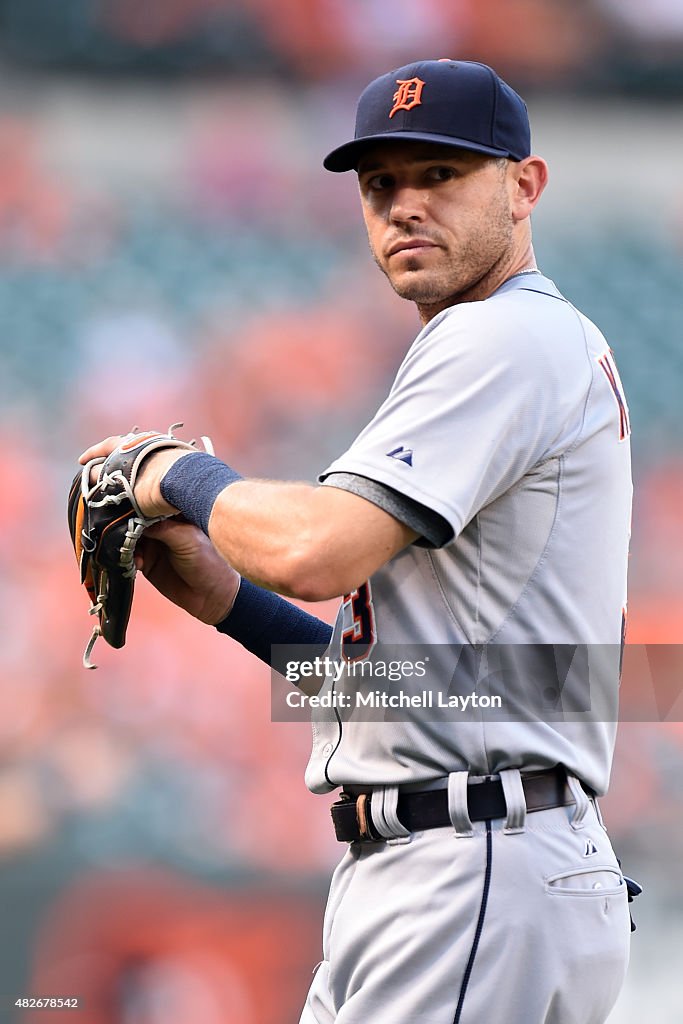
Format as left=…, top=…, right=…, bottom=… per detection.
left=323, top=60, right=532, bottom=172
left=389, top=77, right=425, bottom=119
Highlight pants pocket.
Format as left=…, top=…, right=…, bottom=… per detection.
left=545, top=865, right=625, bottom=897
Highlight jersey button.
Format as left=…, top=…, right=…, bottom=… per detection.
left=322, top=743, right=334, bottom=757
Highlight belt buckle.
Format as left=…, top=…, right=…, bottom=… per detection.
left=355, top=793, right=379, bottom=841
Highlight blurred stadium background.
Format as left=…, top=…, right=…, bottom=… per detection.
left=0, top=2, right=681, bottom=1021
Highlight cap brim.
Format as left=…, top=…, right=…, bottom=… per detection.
left=323, top=132, right=511, bottom=172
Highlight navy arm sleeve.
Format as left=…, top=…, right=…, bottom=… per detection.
left=215, top=578, right=333, bottom=668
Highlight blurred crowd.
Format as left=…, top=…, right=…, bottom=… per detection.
left=0, top=6, right=681, bottom=1022
left=0, top=0, right=682, bottom=90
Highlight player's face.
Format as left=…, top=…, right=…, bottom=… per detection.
left=357, top=142, right=516, bottom=316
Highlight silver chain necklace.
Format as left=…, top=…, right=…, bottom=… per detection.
left=511, top=268, right=541, bottom=278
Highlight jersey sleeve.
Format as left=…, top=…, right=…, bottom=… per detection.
left=321, top=471, right=453, bottom=548
left=319, top=294, right=593, bottom=540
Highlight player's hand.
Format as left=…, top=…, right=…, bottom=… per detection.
left=78, top=434, right=192, bottom=519
left=79, top=434, right=125, bottom=466
left=134, top=519, right=240, bottom=625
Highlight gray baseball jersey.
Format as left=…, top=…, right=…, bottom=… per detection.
left=307, top=272, right=632, bottom=796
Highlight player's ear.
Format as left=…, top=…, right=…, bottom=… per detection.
left=510, top=156, right=548, bottom=221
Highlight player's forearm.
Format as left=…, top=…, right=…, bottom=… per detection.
left=207, top=479, right=336, bottom=598
left=158, top=451, right=416, bottom=599
left=207, top=479, right=408, bottom=600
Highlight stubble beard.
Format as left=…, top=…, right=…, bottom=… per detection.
left=373, top=198, right=515, bottom=308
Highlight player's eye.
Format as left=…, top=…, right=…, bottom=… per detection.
left=365, top=173, right=395, bottom=192
left=425, top=166, right=457, bottom=183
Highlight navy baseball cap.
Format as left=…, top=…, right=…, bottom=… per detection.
left=324, top=59, right=531, bottom=172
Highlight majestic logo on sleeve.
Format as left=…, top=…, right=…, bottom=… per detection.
left=389, top=77, right=425, bottom=119
left=386, top=445, right=413, bottom=466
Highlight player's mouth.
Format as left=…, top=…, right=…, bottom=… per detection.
left=386, top=238, right=439, bottom=258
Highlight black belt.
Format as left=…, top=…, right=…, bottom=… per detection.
left=331, top=766, right=575, bottom=843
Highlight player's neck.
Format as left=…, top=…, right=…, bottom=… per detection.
left=416, top=244, right=538, bottom=325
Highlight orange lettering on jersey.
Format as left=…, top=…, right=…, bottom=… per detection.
left=341, top=582, right=377, bottom=662
left=389, top=77, right=425, bottom=119
left=598, top=352, right=631, bottom=440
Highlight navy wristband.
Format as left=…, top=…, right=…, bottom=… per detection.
left=216, top=578, right=333, bottom=667
left=160, top=451, right=242, bottom=534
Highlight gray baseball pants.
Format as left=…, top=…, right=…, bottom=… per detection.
left=300, top=770, right=630, bottom=1024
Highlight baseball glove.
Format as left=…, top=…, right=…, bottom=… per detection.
left=68, top=423, right=213, bottom=669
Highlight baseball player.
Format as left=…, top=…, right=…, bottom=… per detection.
left=80, top=60, right=634, bottom=1024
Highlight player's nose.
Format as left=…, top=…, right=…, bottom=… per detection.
left=388, top=186, right=428, bottom=224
